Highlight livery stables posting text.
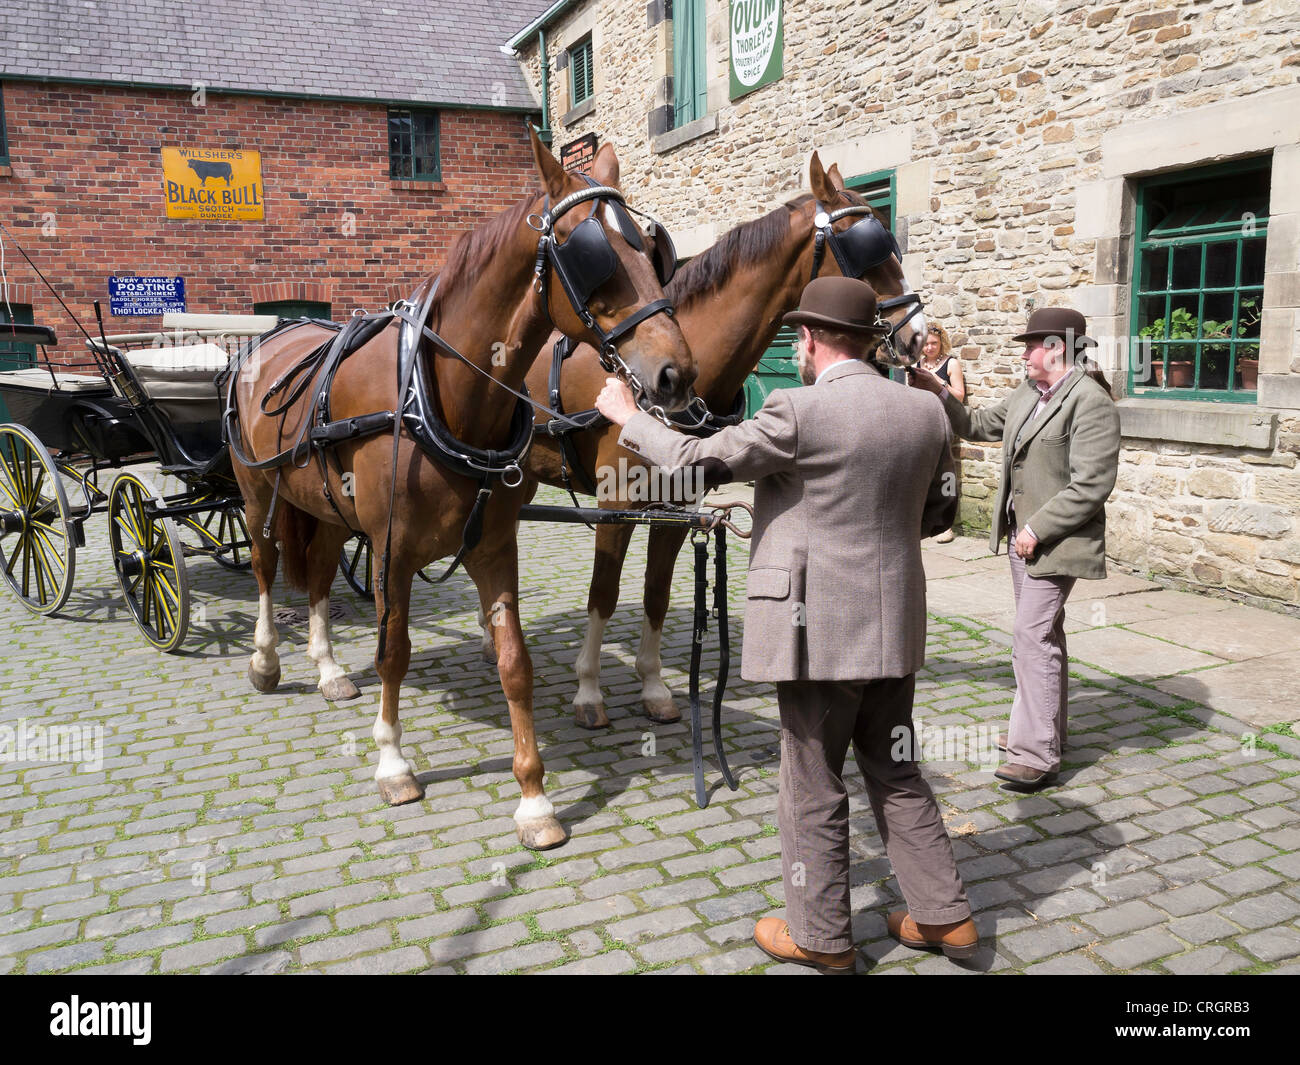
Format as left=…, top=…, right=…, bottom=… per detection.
left=161, top=148, right=265, bottom=221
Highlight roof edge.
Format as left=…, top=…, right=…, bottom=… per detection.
left=0, top=72, right=542, bottom=113
left=506, top=0, right=579, bottom=51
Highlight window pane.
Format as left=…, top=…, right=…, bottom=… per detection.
left=1238, top=293, right=1263, bottom=340
left=1241, top=237, right=1266, bottom=287
left=1203, top=240, right=1237, bottom=289
left=1137, top=295, right=1170, bottom=338
left=1171, top=244, right=1202, bottom=290
left=1138, top=246, right=1169, bottom=292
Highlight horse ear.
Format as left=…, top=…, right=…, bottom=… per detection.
left=529, top=126, right=569, bottom=200
left=590, top=142, right=621, bottom=189
left=809, top=151, right=836, bottom=204
left=827, top=162, right=846, bottom=191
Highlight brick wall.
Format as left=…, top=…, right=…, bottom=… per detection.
left=0, top=82, right=538, bottom=348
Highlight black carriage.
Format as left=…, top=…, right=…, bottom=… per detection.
left=0, top=316, right=260, bottom=651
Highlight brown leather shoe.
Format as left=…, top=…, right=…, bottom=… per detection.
left=994, top=762, right=1059, bottom=790
left=887, top=910, right=979, bottom=960
left=753, top=917, right=856, bottom=974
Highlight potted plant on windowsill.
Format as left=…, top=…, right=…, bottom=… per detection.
left=1233, top=297, right=1262, bottom=390
left=1139, top=308, right=1196, bottom=388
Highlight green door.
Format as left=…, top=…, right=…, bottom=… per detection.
left=0, top=304, right=36, bottom=423
left=253, top=300, right=331, bottom=321
left=745, top=326, right=801, bottom=417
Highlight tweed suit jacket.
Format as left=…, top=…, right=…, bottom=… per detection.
left=617, top=359, right=956, bottom=683
left=943, top=368, right=1121, bottom=579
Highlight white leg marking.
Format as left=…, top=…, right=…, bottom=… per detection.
left=372, top=710, right=414, bottom=782
left=477, top=606, right=495, bottom=659
left=250, top=591, right=280, bottom=677
left=636, top=615, right=673, bottom=706
left=574, top=608, right=607, bottom=708
left=514, top=794, right=555, bottom=824
left=308, top=598, right=347, bottom=687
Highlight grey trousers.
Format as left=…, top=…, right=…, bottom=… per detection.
left=775, top=675, right=971, bottom=953
left=1007, top=550, right=1077, bottom=773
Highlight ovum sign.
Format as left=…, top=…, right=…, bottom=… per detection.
left=729, top=0, right=783, bottom=99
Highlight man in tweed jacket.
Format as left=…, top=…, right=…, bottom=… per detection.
left=596, top=277, right=977, bottom=972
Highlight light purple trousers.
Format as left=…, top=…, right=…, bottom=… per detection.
left=1007, top=549, right=1077, bottom=773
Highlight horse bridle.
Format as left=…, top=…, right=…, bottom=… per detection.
left=810, top=200, right=926, bottom=364
left=528, top=176, right=681, bottom=420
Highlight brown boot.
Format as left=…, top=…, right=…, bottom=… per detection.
left=887, top=910, right=979, bottom=960
left=753, top=917, right=856, bottom=974
left=994, top=762, right=1059, bottom=791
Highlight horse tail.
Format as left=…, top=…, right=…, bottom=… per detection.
left=274, top=504, right=317, bottom=591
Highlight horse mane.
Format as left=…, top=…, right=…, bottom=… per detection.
left=666, top=187, right=871, bottom=311
left=426, top=192, right=537, bottom=320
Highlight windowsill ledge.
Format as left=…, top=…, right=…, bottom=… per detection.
left=562, top=97, right=596, bottom=126
left=651, top=113, right=718, bottom=155
left=1117, top=395, right=1277, bottom=449
left=390, top=180, right=446, bottom=193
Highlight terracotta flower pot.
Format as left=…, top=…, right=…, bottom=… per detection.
left=1167, top=360, right=1194, bottom=388
left=1237, top=358, right=1259, bottom=390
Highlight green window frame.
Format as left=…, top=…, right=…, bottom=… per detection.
left=387, top=108, right=441, bottom=182
left=847, top=168, right=897, bottom=231
left=0, top=304, right=35, bottom=422
left=0, top=83, right=9, bottom=166
left=1129, top=157, right=1270, bottom=403
left=569, top=36, right=594, bottom=107
left=672, top=0, right=708, bottom=129
left=253, top=300, right=331, bottom=321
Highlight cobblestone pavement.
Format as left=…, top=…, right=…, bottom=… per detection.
left=1, top=476, right=1298, bottom=975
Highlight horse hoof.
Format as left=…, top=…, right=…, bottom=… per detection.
left=247, top=663, right=281, bottom=693
left=320, top=676, right=361, bottom=702
left=480, top=643, right=498, bottom=666
left=574, top=700, right=610, bottom=730
left=377, top=773, right=425, bottom=806
left=643, top=697, right=681, bottom=724
left=516, top=816, right=568, bottom=851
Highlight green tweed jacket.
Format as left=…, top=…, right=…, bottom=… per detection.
left=944, top=369, right=1121, bottom=579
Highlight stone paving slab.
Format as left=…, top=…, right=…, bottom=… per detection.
left=0, top=479, right=1298, bottom=974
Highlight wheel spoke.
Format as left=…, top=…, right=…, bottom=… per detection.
left=152, top=572, right=177, bottom=635
left=29, top=524, right=66, bottom=582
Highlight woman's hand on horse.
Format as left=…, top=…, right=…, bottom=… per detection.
left=907, top=365, right=943, bottom=395
left=596, top=378, right=639, bottom=426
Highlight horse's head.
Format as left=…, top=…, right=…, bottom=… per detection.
left=528, top=129, right=696, bottom=412
left=806, top=153, right=929, bottom=366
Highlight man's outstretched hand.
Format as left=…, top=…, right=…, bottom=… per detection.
left=596, top=377, right=639, bottom=426
left=907, top=365, right=944, bottom=395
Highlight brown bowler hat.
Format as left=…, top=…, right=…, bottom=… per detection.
left=1012, top=307, right=1097, bottom=349
left=782, top=276, right=890, bottom=335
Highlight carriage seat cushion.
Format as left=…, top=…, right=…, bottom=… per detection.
left=123, top=343, right=231, bottom=444
left=0, top=367, right=111, bottom=393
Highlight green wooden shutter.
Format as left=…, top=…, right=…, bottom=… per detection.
left=571, top=38, right=593, bottom=105
left=253, top=300, right=331, bottom=321
left=0, top=304, right=35, bottom=422
left=673, top=0, right=707, bottom=128
left=745, top=326, right=801, bottom=417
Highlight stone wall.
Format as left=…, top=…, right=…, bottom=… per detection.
left=515, top=0, right=1300, bottom=610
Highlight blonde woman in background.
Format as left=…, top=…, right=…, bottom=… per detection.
left=920, top=323, right=964, bottom=542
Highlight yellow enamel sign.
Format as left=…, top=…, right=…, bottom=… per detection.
left=162, top=148, right=265, bottom=221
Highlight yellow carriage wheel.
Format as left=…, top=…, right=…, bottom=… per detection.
left=180, top=497, right=253, bottom=571
left=0, top=424, right=76, bottom=615
left=108, top=471, right=190, bottom=653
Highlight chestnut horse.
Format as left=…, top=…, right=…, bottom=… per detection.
left=511, top=154, right=928, bottom=729
left=228, top=132, right=694, bottom=849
